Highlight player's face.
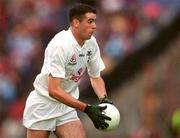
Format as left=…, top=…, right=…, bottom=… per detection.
left=78, top=13, right=96, bottom=40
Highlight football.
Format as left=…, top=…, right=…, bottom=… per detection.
left=99, top=103, right=120, bottom=131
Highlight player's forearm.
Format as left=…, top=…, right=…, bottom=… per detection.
left=90, top=76, right=107, bottom=100
left=48, top=87, right=87, bottom=111
left=48, top=75, right=87, bottom=111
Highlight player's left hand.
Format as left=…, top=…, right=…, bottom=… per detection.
left=100, top=95, right=113, bottom=104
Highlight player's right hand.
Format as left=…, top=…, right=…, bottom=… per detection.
left=84, top=104, right=111, bottom=129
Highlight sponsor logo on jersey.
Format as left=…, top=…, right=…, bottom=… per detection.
left=70, top=67, right=84, bottom=82
left=68, top=54, right=77, bottom=65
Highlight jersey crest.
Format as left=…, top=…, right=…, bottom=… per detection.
left=68, top=54, right=77, bottom=65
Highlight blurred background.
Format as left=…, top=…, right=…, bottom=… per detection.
left=0, top=0, right=179, bottom=138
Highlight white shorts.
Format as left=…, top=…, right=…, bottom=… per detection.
left=23, top=90, right=80, bottom=131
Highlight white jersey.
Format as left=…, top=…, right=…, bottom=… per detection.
left=33, top=28, right=105, bottom=101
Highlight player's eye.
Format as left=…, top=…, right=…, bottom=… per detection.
left=88, top=19, right=95, bottom=24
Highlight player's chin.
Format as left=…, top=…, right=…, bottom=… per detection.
left=85, top=35, right=92, bottom=40
left=88, top=33, right=94, bottom=39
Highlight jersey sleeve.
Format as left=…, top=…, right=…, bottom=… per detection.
left=87, top=38, right=105, bottom=78
left=46, top=39, right=66, bottom=78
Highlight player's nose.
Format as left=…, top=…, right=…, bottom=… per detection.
left=92, top=23, right=96, bottom=29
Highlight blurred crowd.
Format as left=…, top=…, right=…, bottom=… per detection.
left=126, top=37, right=180, bottom=138
left=0, top=0, right=179, bottom=137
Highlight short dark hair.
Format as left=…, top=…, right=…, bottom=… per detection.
left=69, top=3, right=96, bottom=22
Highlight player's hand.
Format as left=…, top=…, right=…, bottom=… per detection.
left=100, top=95, right=113, bottom=104
left=84, top=104, right=111, bottom=129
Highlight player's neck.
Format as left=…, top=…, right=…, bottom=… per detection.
left=70, top=27, right=85, bottom=47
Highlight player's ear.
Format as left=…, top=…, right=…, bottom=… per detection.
left=72, top=19, right=80, bottom=28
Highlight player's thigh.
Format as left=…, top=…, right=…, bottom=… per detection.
left=55, top=120, right=86, bottom=138
left=27, top=129, right=50, bottom=138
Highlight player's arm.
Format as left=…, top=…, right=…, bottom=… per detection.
left=90, top=76, right=112, bottom=104
left=48, top=74, right=111, bottom=129
left=90, top=76, right=107, bottom=99
left=48, top=74, right=87, bottom=111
